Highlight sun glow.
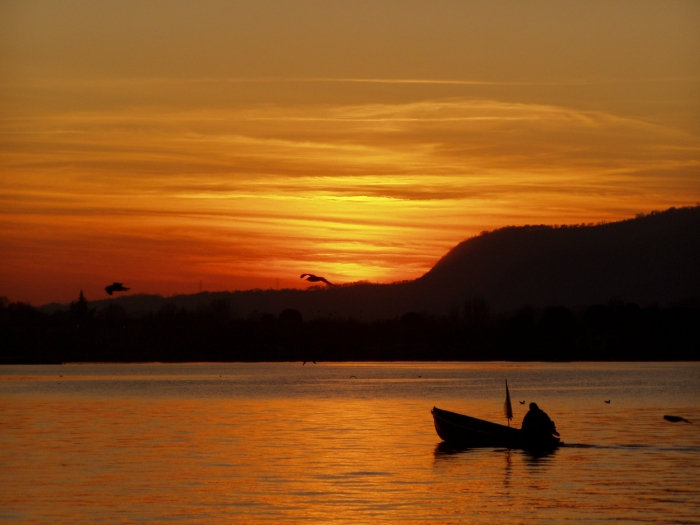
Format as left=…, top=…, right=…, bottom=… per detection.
left=1, top=1, right=698, bottom=304
left=3, top=98, right=699, bottom=303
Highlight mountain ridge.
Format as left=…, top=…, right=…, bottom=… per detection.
left=39, top=206, right=700, bottom=320
left=414, top=205, right=700, bottom=313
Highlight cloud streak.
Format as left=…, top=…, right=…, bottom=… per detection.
left=2, top=97, right=698, bottom=304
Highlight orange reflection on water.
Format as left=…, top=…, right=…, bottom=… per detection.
left=2, top=363, right=700, bottom=524
left=0, top=395, right=505, bottom=523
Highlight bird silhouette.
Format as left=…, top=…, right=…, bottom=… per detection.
left=302, top=361, right=317, bottom=365
left=519, top=400, right=525, bottom=404
left=105, top=282, right=130, bottom=295
left=664, top=415, right=691, bottom=424
left=300, top=274, right=334, bottom=286
left=604, top=400, right=611, bottom=404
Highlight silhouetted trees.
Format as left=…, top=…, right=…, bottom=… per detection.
left=0, top=292, right=698, bottom=364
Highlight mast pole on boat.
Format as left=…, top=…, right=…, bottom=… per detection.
left=504, top=380, right=513, bottom=427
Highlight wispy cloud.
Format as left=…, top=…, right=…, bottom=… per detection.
left=5, top=75, right=699, bottom=89
left=2, top=98, right=698, bottom=303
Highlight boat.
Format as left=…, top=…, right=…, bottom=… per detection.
left=431, top=406, right=561, bottom=451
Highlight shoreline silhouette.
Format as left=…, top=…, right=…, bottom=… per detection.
left=2, top=206, right=698, bottom=364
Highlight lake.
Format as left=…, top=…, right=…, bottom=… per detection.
left=1, top=362, right=699, bottom=524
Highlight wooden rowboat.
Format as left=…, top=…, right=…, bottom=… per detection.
left=431, top=406, right=560, bottom=451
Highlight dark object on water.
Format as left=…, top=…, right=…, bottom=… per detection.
left=504, top=380, right=513, bottom=426
left=604, top=400, right=611, bottom=404
left=522, top=402, right=559, bottom=441
left=664, top=415, right=691, bottom=424
left=300, top=274, right=334, bottom=286
left=302, top=361, right=316, bottom=365
left=105, top=282, right=130, bottom=295
left=431, top=407, right=561, bottom=451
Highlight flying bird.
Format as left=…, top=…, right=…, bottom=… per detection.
left=664, top=415, right=691, bottom=424
left=519, top=400, right=525, bottom=404
left=105, top=282, right=130, bottom=295
left=300, top=274, right=334, bottom=286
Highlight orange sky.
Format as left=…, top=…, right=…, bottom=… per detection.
left=1, top=1, right=699, bottom=305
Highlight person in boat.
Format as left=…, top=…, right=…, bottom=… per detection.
left=521, top=402, right=559, bottom=439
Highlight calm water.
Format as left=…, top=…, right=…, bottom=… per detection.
left=1, top=362, right=699, bottom=524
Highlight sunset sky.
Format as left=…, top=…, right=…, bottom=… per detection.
left=1, top=0, right=699, bottom=305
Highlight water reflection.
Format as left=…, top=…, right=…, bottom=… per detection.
left=1, top=362, right=699, bottom=524
left=522, top=448, right=558, bottom=464
left=433, top=442, right=558, bottom=469
left=504, top=448, right=512, bottom=488
left=433, top=441, right=474, bottom=456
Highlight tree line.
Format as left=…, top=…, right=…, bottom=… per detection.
left=1, top=293, right=698, bottom=364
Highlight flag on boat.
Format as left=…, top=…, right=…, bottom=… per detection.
left=504, top=380, right=513, bottom=426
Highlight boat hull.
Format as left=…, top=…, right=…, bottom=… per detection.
left=431, top=407, right=560, bottom=451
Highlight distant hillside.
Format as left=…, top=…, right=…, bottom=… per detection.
left=41, top=283, right=420, bottom=323
left=414, top=205, right=700, bottom=313
left=40, top=206, right=700, bottom=320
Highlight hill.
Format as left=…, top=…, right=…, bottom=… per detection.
left=7, top=206, right=699, bottom=363
left=39, top=206, right=700, bottom=320
left=413, top=205, right=700, bottom=314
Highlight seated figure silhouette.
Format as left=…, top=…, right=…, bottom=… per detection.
left=521, top=402, right=559, bottom=443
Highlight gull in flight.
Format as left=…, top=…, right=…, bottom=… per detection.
left=105, top=282, right=130, bottom=295
left=300, top=274, right=334, bottom=286
left=664, top=415, right=691, bottom=424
